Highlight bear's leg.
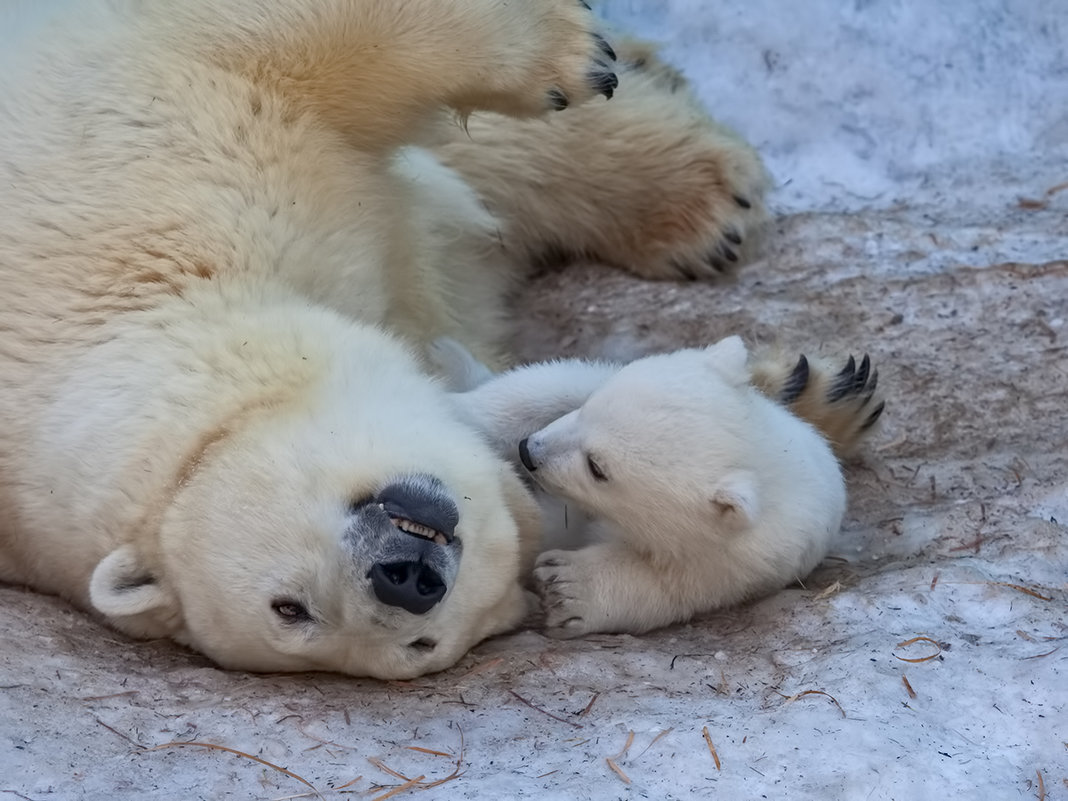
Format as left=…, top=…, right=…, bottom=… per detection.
left=434, top=39, right=772, bottom=281
left=166, top=0, right=618, bottom=151
left=443, top=354, right=620, bottom=458
left=533, top=542, right=696, bottom=637
left=750, top=349, right=886, bottom=459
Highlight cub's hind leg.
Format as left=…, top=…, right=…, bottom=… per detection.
left=751, top=349, right=886, bottom=459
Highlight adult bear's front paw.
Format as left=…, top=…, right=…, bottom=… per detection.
left=455, top=0, right=617, bottom=118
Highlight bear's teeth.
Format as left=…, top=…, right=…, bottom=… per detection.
left=389, top=516, right=447, bottom=544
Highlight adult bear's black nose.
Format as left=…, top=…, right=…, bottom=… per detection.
left=370, top=560, right=446, bottom=615
left=518, top=437, right=537, bottom=471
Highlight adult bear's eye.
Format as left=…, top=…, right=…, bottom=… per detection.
left=586, top=454, right=608, bottom=482
left=271, top=598, right=313, bottom=623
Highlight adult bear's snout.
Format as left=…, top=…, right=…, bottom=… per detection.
left=350, top=473, right=463, bottom=615
left=370, top=558, right=446, bottom=615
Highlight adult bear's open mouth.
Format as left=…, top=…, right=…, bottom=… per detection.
left=374, top=476, right=458, bottom=546
left=381, top=507, right=451, bottom=546
left=349, top=475, right=462, bottom=615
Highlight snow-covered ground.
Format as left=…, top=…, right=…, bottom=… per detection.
left=2, top=2, right=1066, bottom=799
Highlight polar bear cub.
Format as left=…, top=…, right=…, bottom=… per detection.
left=445, top=336, right=847, bottom=637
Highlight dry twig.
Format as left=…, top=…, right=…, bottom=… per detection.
left=579, top=693, right=600, bottom=717
left=81, top=691, right=139, bottom=702
left=94, top=717, right=146, bottom=749
left=371, top=775, right=425, bottom=801
left=901, top=675, right=917, bottom=699
left=773, top=689, right=847, bottom=718
left=700, top=726, right=722, bottom=770
left=605, top=757, right=631, bottom=785
left=604, top=731, right=635, bottom=785
left=1018, top=180, right=1068, bottom=210
left=894, top=636, right=943, bottom=663
left=635, top=728, right=674, bottom=760
left=1023, top=647, right=1061, bottom=660
left=508, top=690, right=582, bottom=728
left=407, top=746, right=452, bottom=757
left=142, top=741, right=321, bottom=799
left=989, top=582, right=1053, bottom=601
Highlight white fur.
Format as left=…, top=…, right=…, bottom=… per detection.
left=0, top=0, right=620, bottom=677
left=451, top=337, right=847, bottom=637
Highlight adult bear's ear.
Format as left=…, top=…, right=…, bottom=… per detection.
left=711, top=470, right=760, bottom=530
left=89, top=545, right=181, bottom=638
left=703, top=335, right=750, bottom=386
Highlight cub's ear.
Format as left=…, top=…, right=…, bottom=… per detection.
left=703, top=335, right=750, bottom=386
left=89, top=545, right=181, bottom=637
left=711, top=470, right=760, bottom=530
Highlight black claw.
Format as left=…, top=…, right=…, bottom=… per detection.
left=705, top=254, right=727, bottom=273
left=724, top=229, right=743, bottom=246
left=733, top=195, right=752, bottom=209
left=827, top=355, right=856, bottom=403
left=860, top=400, right=886, bottom=431
left=672, top=260, right=697, bottom=281
left=780, top=354, right=810, bottom=405
left=722, top=247, right=739, bottom=263
left=863, top=369, right=879, bottom=400
left=837, top=355, right=856, bottom=379
left=547, top=89, right=570, bottom=110
left=590, top=70, right=618, bottom=99
left=593, top=33, right=617, bottom=62
left=852, top=354, right=871, bottom=393
left=577, top=0, right=591, bottom=8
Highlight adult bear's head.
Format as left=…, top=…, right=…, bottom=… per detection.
left=88, top=328, right=540, bottom=679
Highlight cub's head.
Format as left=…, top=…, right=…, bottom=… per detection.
left=88, top=341, right=539, bottom=679
left=518, top=336, right=762, bottom=534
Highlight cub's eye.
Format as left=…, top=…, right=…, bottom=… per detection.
left=586, top=454, right=608, bottom=482
left=271, top=599, right=312, bottom=623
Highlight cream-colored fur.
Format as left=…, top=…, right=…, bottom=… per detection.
left=437, top=40, right=772, bottom=281
left=0, top=0, right=614, bottom=678
left=0, top=0, right=836, bottom=676
left=449, top=337, right=847, bottom=637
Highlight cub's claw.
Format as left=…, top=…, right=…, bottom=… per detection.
left=862, top=400, right=886, bottom=430
left=751, top=349, right=887, bottom=458
left=828, top=354, right=876, bottom=403
left=780, top=354, right=810, bottom=404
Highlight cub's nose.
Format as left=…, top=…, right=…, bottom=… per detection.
left=370, top=560, right=446, bottom=615
left=518, top=437, right=537, bottom=471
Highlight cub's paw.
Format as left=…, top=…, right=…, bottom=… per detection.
left=752, top=349, right=886, bottom=459
left=533, top=549, right=600, bottom=638
left=455, top=0, right=617, bottom=117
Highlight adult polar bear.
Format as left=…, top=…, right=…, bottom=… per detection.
left=0, top=1, right=862, bottom=678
